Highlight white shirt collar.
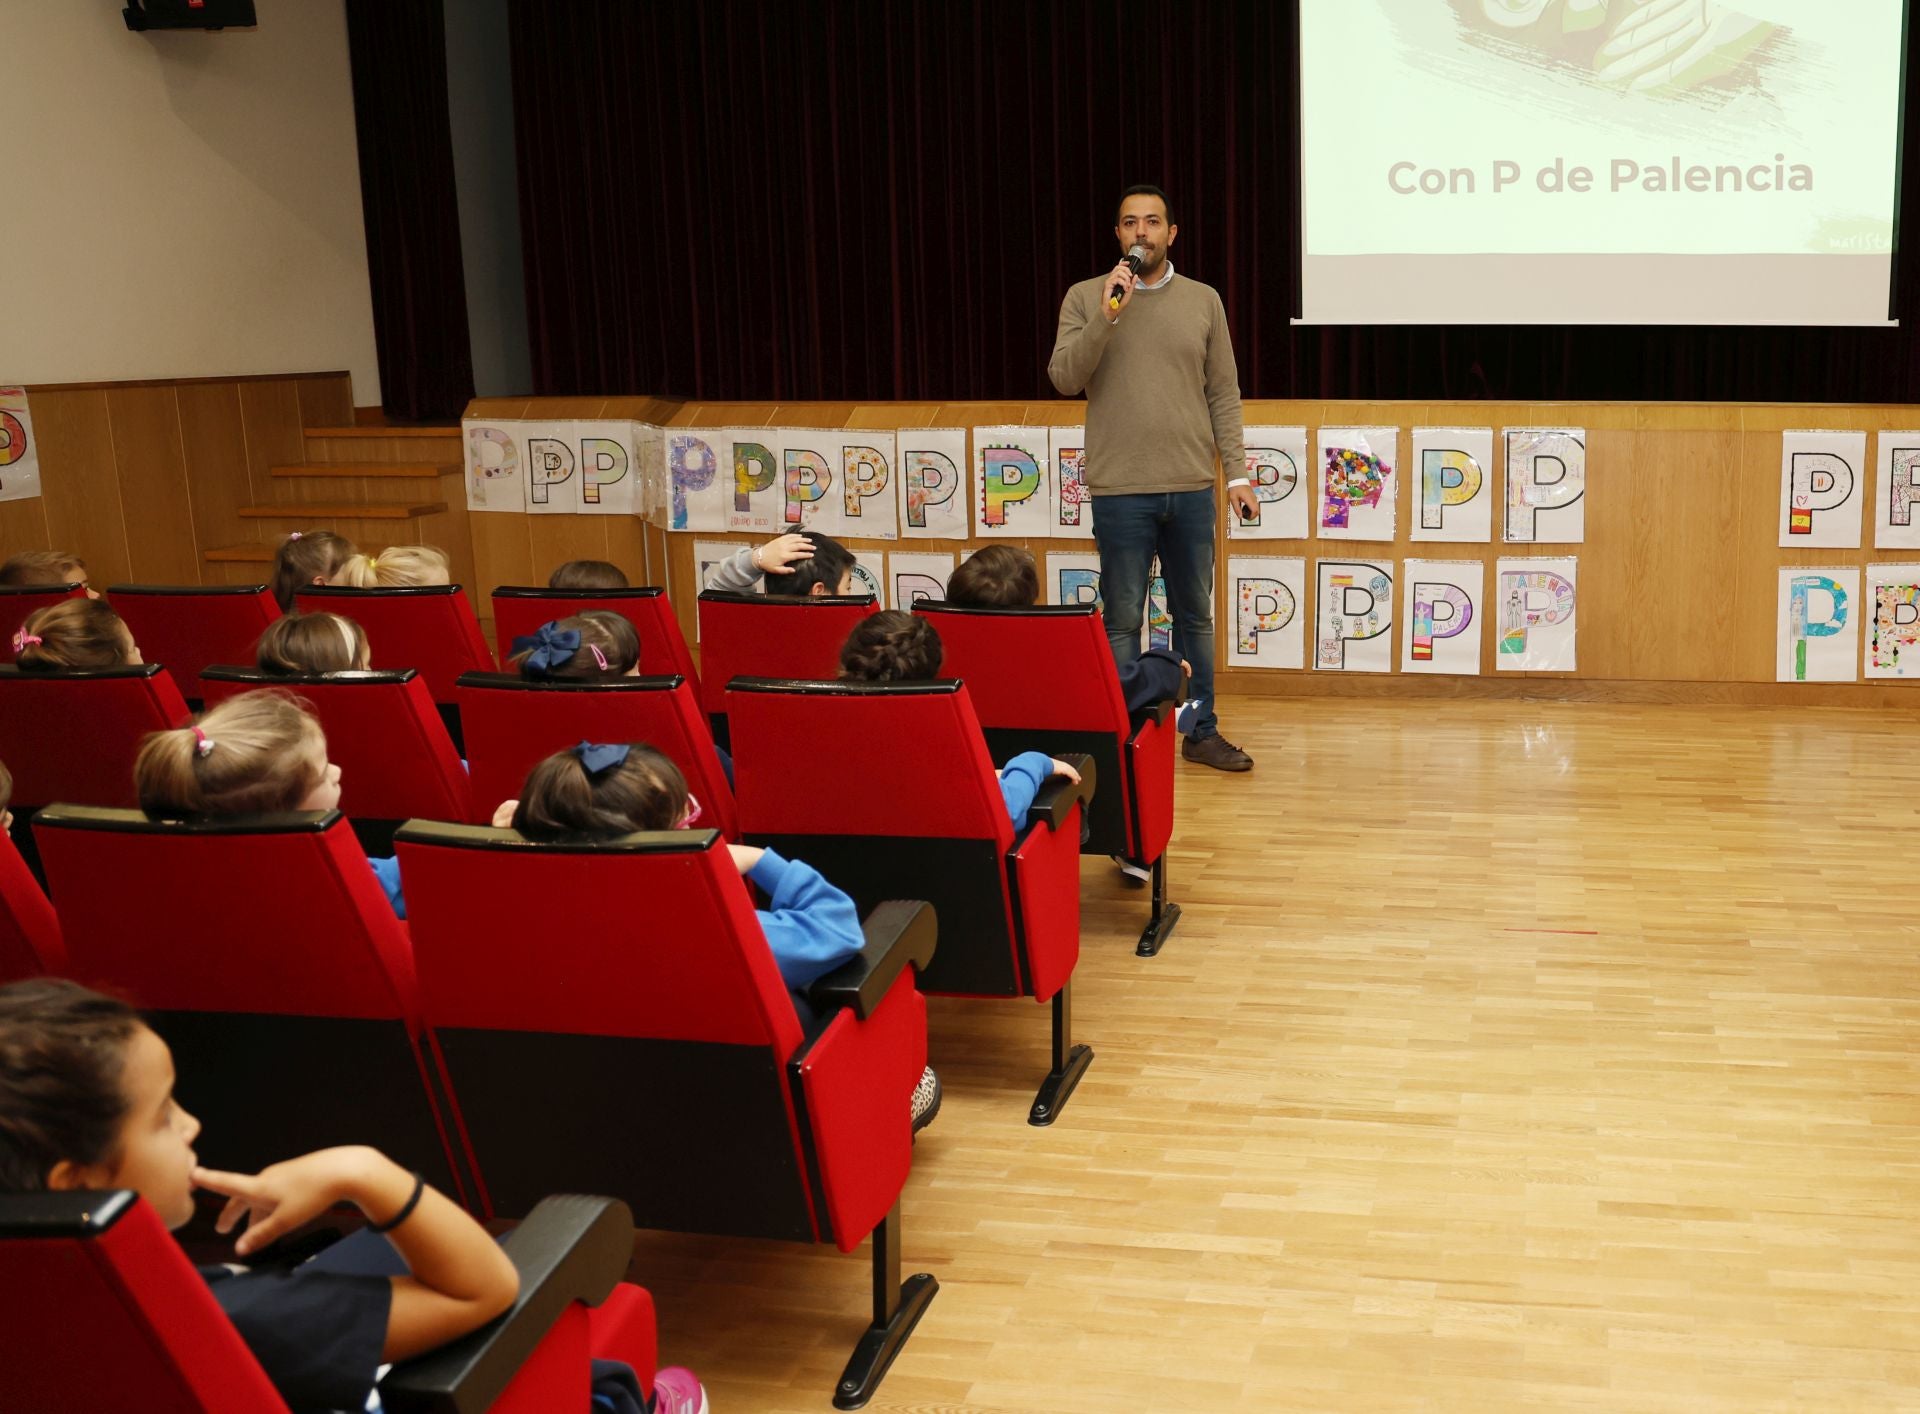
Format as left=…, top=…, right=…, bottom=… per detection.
left=1136, top=260, right=1175, bottom=292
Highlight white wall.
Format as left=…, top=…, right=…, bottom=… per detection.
left=0, top=1, right=381, bottom=404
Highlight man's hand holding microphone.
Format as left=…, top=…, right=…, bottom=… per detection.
left=1106, top=244, right=1146, bottom=322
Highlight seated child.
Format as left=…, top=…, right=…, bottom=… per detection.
left=255, top=611, right=372, bottom=676
left=135, top=690, right=409, bottom=920
left=270, top=530, right=359, bottom=613
left=549, top=559, right=630, bottom=590
left=332, top=544, right=451, bottom=589
left=704, top=531, right=859, bottom=596
left=0, top=549, right=96, bottom=597
left=838, top=611, right=1082, bottom=824
left=499, top=741, right=938, bottom=1132
left=945, top=544, right=1187, bottom=719
left=0, top=977, right=707, bottom=1414
left=12, top=599, right=142, bottom=670
left=510, top=612, right=641, bottom=681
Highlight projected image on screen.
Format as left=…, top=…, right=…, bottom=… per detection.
left=1299, top=0, right=1905, bottom=326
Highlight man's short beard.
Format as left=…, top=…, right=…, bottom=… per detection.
left=1136, top=250, right=1168, bottom=281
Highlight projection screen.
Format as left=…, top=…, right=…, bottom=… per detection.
left=1298, top=0, right=1907, bottom=326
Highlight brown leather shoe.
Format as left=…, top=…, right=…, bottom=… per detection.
left=1182, top=733, right=1253, bottom=771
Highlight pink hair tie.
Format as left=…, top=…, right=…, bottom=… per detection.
left=288, top=531, right=303, bottom=542
left=590, top=645, right=609, bottom=671
left=11, top=630, right=41, bottom=652
left=191, top=726, right=216, bottom=759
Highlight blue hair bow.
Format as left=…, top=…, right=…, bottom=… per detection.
left=513, top=621, right=581, bottom=677
left=573, top=741, right=631, bottom=777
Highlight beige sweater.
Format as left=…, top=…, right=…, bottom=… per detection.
left=1047, top=270, right=1246, bottom=496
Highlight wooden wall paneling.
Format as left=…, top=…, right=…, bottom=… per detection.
left=603, top=517, right=653, bottom=585
left=235, top=380, right=309, bottom=523
left=32, top=389, right=131, bottom=586
left=175, top=382, right=255, bottom=562
left=767, top=402, right=856, bottom=429
left=104, top=385, right=201, bottom=585
left=0, top=496, right=52, bottom=558
left=293, top=374, right=354, bottom=432
left=525, top=517, right=614, bottom=585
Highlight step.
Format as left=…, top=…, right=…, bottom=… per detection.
left=271, top=463, right=457, bottom=479
left=237, top=502, right=445, bottom=520
left=303, top=425, right=460, bottom=439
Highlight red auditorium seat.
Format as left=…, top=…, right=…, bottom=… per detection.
left=916, top=601, right=1183, bottom=955
left=33, top=805, right=470, bottom=1206
left=0, top=664, right=191, bottom=812
left=0, top=583, right=86, bottom=664
left=292, top=584, right=495, bottom=711
left=107, top=583, right=281, bottom=706
left=456, top=671, right=737, bottom=837
left=694, top=589, right=877, bottom=737
left=0, top=1189, right=663, bottom=1414
left=200, top=667, right=472, bottom=853
left=728, top=676, right=1096, bottom=1125
left=0, top=829, right=63, bottom=982
left=394, top=820, right=939, bottom=1409
left=492, top=585, right=701, bottom=688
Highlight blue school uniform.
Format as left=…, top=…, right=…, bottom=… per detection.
left=746, top=847, right=864, bottom=990
left=368, top=855, right=406, bottom=920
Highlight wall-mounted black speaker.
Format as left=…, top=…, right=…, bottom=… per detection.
left=123, top=0, right=258, bottom=31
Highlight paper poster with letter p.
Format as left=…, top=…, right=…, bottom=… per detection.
left=1316, top=428, right=1398, bottom=542
left=975, top=426, right=1052, bottom=537
left=1495, top=556, right=1577, bottom=671
left=462, top=419, right=523, bottom=513
left=1873, top=431, right=1920, bottom=550
left=668, top=430, right=728, bottom=531
left=1411, top=428, right=1492, bottom=543
left=1865, top=561, right=1920, bottom=679
left=1777, top=566, right=1859, bottom=682
left=1228, top=427, right=1308, bottom=540
left=890, top=552, right=954, bottom=608
left=1227, top=555, right=1305, bottom=669
left=1778, top=430, right=1865, bottom=548
left=1314, top=558, right=1394, bottom=672
left=1049, top=425, right=1095, bottom=540
left=1503, top=428, right=1585, bottom=543
left=1401, top=558, right=1484, bottom=674
left=898, top=428, right=969, bottom=539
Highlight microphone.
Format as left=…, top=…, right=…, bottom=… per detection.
left=1109, top=245, right=1147, bottom=311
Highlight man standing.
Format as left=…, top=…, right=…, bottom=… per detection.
left=1048, top=184, right=1256, bottom=771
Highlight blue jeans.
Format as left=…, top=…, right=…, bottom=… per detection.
left=1091, top=490, right=1218, bottom=739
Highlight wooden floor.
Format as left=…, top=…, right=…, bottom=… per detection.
left=628, top=695, right=1920, bottom=1412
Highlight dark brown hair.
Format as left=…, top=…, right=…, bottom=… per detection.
left=271, top=531, right=357, bottom=613
left=1117, top=183, right=1174, bottom=225
left=0, top=551, right=87, bottom=588
left=839, top=610, right=943, bottom=682
left=509, top=611, right=640, bottom=681
left=13, top=600, right=137, bottom=671
left=783, top=533, right=858, bottom=596
left=255, top=611, right=370, bottom=676
left=0, top=979, right=142, bottom=1190
left=945, top=545, right=1040, bottom=608
left=511, top=744, right=687, bottom=839
left=548, top=559, right=630, bottom=590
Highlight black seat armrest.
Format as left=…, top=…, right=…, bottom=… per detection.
left=806, top=900, right=938, bottom=1020
left=378, top=1195, right=634, bottom=1414
left=1024, top=753, right=1096, bottom=833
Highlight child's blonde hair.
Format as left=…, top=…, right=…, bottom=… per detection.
left=12, top=600, right=138, bottom=671
left=270, top=531, right=357, bottom=612
left=331, top=545, right=451, bottom=589
left=135, top=690, right=327, bottom=817
left=255, top=611, right=371, bottom=676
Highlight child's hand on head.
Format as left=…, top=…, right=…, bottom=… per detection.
left=490, top=799, right=518, bottom=829
left=751, top=534, right=815, bottom=576
left=1047, top=757, right=1082, bottom=785
left=727, top=843, right=765, bottom=874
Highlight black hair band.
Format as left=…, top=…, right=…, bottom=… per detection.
left=368, top=1171, right=425, bottom=1234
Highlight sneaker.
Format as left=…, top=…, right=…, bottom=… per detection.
left=1110, top=853, right=1150, bottom=886
left=910, top=1064, right=942, bottom=1134
left=653, top=1366, right=709, bottom=1414
left=1173, top=697, right=1204, bottom=734
left=1183, top=733, right=1253, bottom=772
